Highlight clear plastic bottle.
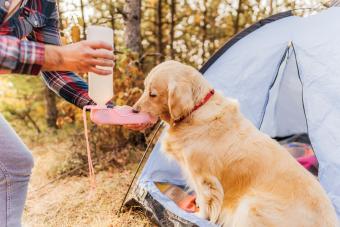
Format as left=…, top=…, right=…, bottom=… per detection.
left=87, top=26, right=114, bottom=106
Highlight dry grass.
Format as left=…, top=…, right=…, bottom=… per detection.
left=21, top=129, right=153, bottom=227
left=24, top=171, right=152, bottom=227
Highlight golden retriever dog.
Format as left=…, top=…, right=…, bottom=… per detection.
left=132, top=60, right=338, bottom=226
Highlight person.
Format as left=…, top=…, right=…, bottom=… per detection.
left=0, top=0, right=119, bottom=226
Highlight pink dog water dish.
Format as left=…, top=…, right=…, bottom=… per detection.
left=82, top=105, right=157, bottom=190
left=89, top=105, right=157, bottom=125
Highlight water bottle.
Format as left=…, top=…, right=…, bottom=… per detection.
left=86, top=26, right=114, bottom=106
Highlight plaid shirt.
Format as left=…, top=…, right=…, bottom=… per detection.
left=0, top=0, right=95, bottom=108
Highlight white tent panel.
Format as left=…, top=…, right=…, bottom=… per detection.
left=292, top=8, right=340, bottom=216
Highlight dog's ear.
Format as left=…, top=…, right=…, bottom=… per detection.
left=168, top=81, right=194, bottom=121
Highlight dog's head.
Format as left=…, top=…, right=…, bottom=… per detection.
left=133, top=60, right=211, bottom=124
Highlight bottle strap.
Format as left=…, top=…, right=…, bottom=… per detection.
left=83, top=105, right=97, bottom=191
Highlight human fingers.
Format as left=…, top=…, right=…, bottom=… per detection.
left=85, top=40, right=113, bottom=51
left=88, top=58, right=114, bottom=67
left=89, top=66, right=112, bottom=75
left=90, top=49, right=115, bottom=61
left=124, top=124, right=148, bottom=131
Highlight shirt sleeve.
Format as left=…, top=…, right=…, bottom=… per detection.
left=0, top=35, right=45, bottom=75
left=28, top=3, right=96, bottom=109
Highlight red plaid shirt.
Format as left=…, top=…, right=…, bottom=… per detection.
left=0, top=0, right=96, bottom=108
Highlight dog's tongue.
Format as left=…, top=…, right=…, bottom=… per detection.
left=90, top=105, right=158, bottom=125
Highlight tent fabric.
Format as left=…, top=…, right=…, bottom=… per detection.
left=260, top=46, right=308, bottom=137
left=131, top=8, right=340, bottom=226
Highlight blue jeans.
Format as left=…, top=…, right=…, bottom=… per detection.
left=0, top=114, right=34, bottom=227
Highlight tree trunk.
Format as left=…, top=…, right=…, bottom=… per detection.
left=109, top=2, right=116, bottom=52
left=170, top=0, right=176, bottom=59
left=44, top=86, right=58, bottom=128
left=124, top=0, right=141, bottom=54
left=79, top=0, right=87, bottom=39
left=234, top=0, right=242, bottom=34
left=109, top=3, right=115, bottom=29
left=328, top=0, right=340, bottom=7
left=45, top=0, right=61, bottom=128
left=269, top=0, right=273, bottom=15
left=156, top=0, right=164, bottom=63
left=201, top=0, right=208, bottom=62
left=56, top=0, right=63, bottom=30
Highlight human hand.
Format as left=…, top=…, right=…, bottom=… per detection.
left=42, top=40, right=115, bottom=75
left=124, top=122, right=155, bottom=131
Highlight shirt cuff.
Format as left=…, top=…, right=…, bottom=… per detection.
left=13, top=40, right=45, bottom=75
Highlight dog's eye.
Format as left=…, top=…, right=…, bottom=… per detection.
left=149, top=92, right=157, bottom=98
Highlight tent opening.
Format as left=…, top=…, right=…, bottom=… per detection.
left=260, top=45, right=308, bottom=138
left=259, top=45, right=318, bottom=175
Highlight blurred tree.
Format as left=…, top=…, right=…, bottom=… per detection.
left=169, top=0, right=176, bottom=59
left=0, top=76, right=45, bottom=133
left=79, top=0, right=87, bottom=39
left=44, top=87, right=58, bottom=129
left=156, top=0, right=164, bottom=63
left=329, top=0, right=340, bottom=6
left=124, top=0, right=142, bottom=54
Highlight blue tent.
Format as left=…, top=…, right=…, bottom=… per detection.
left=128, top=8, right=340, bottom=226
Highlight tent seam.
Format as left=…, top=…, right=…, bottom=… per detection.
left=258, top=46, right=290, bottom=129
left=290, top=43, right=318, bottom=162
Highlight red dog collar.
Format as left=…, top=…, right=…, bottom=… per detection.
left=175, top=89, right=215, bottom=123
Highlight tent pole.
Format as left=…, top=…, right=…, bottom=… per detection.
left=117, top=121, right=164, bottom=216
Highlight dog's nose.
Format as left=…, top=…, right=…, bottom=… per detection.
left=132, top=106, right=140, bottom=113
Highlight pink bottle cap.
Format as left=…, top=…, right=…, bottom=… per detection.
left=89, top=106, right=158, bottom=125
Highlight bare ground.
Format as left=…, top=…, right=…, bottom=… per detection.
left=22, top=130, right=153, bottom=227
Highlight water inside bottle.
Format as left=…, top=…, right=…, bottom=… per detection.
left=87, top=26, right=114, bottom=106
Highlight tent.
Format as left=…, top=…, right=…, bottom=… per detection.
left=125, top=8, right=340, bottom=226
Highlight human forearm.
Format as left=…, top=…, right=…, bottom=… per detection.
left=0, top=35, right=114, bottom=76
left=41, top=70, right=115, bottom=109
left=0, top=36, right=44, bottom=75
left=41, top=71, right=95, bottom=108
left=41, top=45, right=63, bottom=72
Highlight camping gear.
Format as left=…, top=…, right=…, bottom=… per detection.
left=279, top=134, right=319, bottom=175
left=83, top=25, right=114, bottom=189
left=297, top=155, right=318, bottom=172
left=283, top=142, right=314, bottom=158
left=124, top=8, right=340, bottom=226
left=83, top=26, right=158, bottom=188
left=282, top=141, right=318, bottom=176
left=277, top=133, right=311, bottom=145
left=82, top=105, right=156, bottom=189
left=87, top=26, right=114, bottom=106
left=155, top=183, right=198, bottom=213
left=90, top=106, right=157, bottom=125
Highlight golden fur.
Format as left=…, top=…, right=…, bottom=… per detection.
left=133, top=60, right=338, bottom=226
